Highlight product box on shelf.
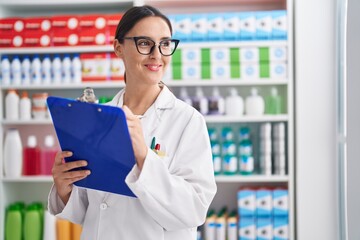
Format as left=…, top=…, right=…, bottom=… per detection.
left=0, top=17, right=25, bottom=33
left=272, top=10, right=288, bottom=40
left=81, top=53, right=110, bottom=81
left=78, top=15, right=107, bottom=46
left=273, top=189, right=289, bottom=217
left=223, top=12, right=239, bottom=40
left=51, top=16, right=79, bottom=46
left=210, top=48, right=229, bottom=63
left=273, top=217, right=289, bottom=240
left=239, top=12, right=256, bottom=40
left=240, top=47, right=259, bottom=63
left=106, top=14, right=122, bottom=44
left=255, top=11, right=273, bottom=40
left=256, top=189, right=273, bottom=217
left=174, top=14, right=192, bottom=41
left=23, top=31, right=51, bottom=47
left=256, top=217, right=273, bottom=240
left=191, top=14, right=207, bottom=41
left=238, top=188, right=256, bottom=217
left=207, top=13, right=223, bottom=41
left=24, top=17, right=51, bottom=33
left=239, top=217, right=256, bottom=239
left=0, top=32, right=23, bottom=48
left=109, top=53, right=125, bottom=81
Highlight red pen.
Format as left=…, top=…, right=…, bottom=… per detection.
left=155, top=144, right=160, bottom=151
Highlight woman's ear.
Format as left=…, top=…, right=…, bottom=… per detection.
left=113, top=39, right=123, bottom=58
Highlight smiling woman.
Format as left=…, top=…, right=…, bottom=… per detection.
left=47, top=5, right=217, bottom=240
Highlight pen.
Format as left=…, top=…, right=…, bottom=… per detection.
left=150, top=137, right=156, bottom=150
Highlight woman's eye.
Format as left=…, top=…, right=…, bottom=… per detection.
left=138, top=40, right=152, bottom=47
left=161, top=41, right=171, bottom=47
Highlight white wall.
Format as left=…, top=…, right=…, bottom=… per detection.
left=347, top=0, right=360, bottom=239
left=295, top=0, right=338, bottom=239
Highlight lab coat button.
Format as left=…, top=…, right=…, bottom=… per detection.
left=100, top=203, right=108, bottom=210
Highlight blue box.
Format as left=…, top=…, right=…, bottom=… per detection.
left=273, top=189, right=289, bottom=217
left=174, top=14, right=192, bottom=41
left=238, top=189, right=256, bottom=217
left=273, top=217, right=289, bottom=240
left=191, top=14, right=208, bottom=41
left=223, top=12, right=239, bottom=40
left=256, top=217, right=273, bottom=240
left=272, top=10, right=288, bottom=40
left=239, top=12, right=256, bottom=40
left=256, top=189, right=273, bottom=217
left=255, top=11, right=272, bottom=40
left=239, top=217, right=256, bottom=240
left=207, top=13, right=223, bottom=41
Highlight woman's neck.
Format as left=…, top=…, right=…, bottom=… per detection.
left=123, top=83, right=162, bottom=115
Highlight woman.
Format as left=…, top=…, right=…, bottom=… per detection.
left=48, top=5, right=217, bottom=240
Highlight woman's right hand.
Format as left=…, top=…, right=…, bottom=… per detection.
left=52, top=151, right=91, bottom=205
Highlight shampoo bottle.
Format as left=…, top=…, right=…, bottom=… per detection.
left=179, top=87, right=192, bottom=105
left=24, top=203, right=43, bottom=240
left=23, top=135, right=41, bottom=175
left=225, top=87, right=244, bottom=116
left=208, top=87, right=225, bottom=115
left=5, top=89, right=20, bottom=120
left=40, top=135, right=58, bottom=175
left=4, top=129, right=23, bottom=177
left=265, top=87, right=282, bottom=114
left=192, top=87, right=209, bottom=115
left=245, top=88, right=264, bottom=116
left=5, top=203, right=24, bottom=240
left=1, top=55, right=11, bottom=85
left=20, top=91, right=32, bottom=120
left=11, top=55, right=22, bottom=85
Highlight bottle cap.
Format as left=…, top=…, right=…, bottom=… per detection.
left=229, top=87, right=238, bottom=96
left=212, top=87, right=221, bottom=97
left=179, top=87, right=189, bottom=98
left=44, top=135, right=55, bottom=147
left=250, top=87, right=258, bottom=96
left=27, top=135, right=37, bottom=148
left=195, top=87, right=204, bottom=97
left=21, top=91, right=29, bottom=98
left=271, top=87, right=278, bottom=96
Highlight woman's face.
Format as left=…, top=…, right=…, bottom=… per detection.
left=115, top=16, right=172, bottom=86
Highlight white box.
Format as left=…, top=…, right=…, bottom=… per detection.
left=271, top=63, right=287, bottom=78
left=183, top=64, right=201, bottom=79
left=211, top=48, right=229, bottom=63
left=240, top=47, right=259, bottom=63
left=182, top=48, right=201, bottom=64
left=270, top=46, right=287, bottom=61
left=241, top=63, right=259, bottom=79
left=211, top=64, right=230, bottom=79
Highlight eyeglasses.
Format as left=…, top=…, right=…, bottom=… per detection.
left=120, top=36, right=180, bottom=56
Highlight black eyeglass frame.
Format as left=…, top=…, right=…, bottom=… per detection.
left=119, top=36, right=180, bottom=56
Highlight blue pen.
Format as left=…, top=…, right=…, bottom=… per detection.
left=150, top=137, right=156, bottom=150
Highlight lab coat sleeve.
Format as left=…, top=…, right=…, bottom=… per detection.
left=125, top=111, right=217, bottom=231
left=48, top=184, right=89, bottom=225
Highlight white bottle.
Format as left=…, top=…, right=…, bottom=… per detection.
left=42, top=55, right=52, bottom=85
left=71, top=53, right=82, bottom=84
left=245, top=87, right=265, bottom=116
left=225, top=87, right=244, bottom=116
left=208, top=87, right=225, bottom=115
left=52, top=54, right=62, bottom=84
left=31, top=55, right=42, bottom=85
left=62, top=54, right=72, bottom=84
left=192, top=87, right=209, bottom=115
left=21, top=56, right=31, bottom=85
left=4, top=128, right=23, bottom=177
left=5, top=89, right=20, bottom=120
left=43, top=210, right=56, bottom=240
left=11, top=55, right=22, bottom=85
left=19, top=91, right=32, bottom=120
left=179, top=87, right=192, bottom=105
left=1, top=55, right=11, bottom=85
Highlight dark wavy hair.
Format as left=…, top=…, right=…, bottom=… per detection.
left=115, top=5, right=172, bottom=42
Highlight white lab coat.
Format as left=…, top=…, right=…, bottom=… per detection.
left=48, top=85, right=217, bottom=240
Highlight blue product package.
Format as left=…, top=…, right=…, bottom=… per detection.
left=273, top=189, right=289, bottom=217
left=207, top=13, right=223, bottom=41
left=223, top=12, right=239, bottom=40
left=239, top=12, right=256, bottom=40
left=191, top=13, right=208, bottom=41
left=273, top=217, right=289, bottom=240
left=175, top=14, right=192, bottom=42
left=238, top=189, right=256, bottom=217
left=257, top=217, right=273, bottom=240
left=239, top=217, right=256, bottom=240
left=272, top=10, right=288, bottom=40
left=256, top=189, right=273, bottom=217
left=255, top=11, right=272, bottom=40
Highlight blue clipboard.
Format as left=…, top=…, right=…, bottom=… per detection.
left=47, top=96, right=136, bottom=198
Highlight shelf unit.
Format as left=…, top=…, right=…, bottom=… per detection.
left=0, top=0, right=294, bottom=239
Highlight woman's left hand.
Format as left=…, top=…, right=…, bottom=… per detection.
left=122, top=105, right=148, bottom=170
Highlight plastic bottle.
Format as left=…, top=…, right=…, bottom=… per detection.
left=215, top=208, right=227, bottom=240
left=11, top=55, right=22, bottom=85
left=245, top=88, right=265, bottom=116
left=1, top=55, right=11, bottom=85
left=225, top=87, right=244, bottom=116
left=40, top=135, right=58, bottom=175
left=71, top=53, right=82, bottom=84
left=5, top=89, right=20, bottom=120
left=208, top=87, right=225, bottom=115
left=239, top=127, right=254, bottom=175
left=43, top=210, right=56, bottom=240
left=24, top=203, right=42, bottom=240
left=56, top=219, right=71, bottom=240
left=62, top=54, right=72, bottom=84
left=205, top=210, right=216, bottom=240
left=20, top=91, right=32, bottom=120
left=227, top=210, right=237, bottom=240
left=179, top=87, right=192, bottom=105
left=42, top=55, right=52, bottom=85
left=4, top=129, right=23, bottom=177
left=31, top=55, right=42, bottom=85
left=5, top=203, right=23, bottom=240
left=21, top=56, right=31, bottom=85
left=52, top=54, right=62, bottom=84
left=265, top=87, right=282, bottom=114
left=71, top=223, right=83, bottom=240
left=192, top=87, right=208, bottom=115
left=23, top=135, right=41, bottom=176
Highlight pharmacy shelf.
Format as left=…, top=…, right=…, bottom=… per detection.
left=205, top=114, right=288, bottom=123
left=1, top=115, right=288, bottom=125
left=3, top=175, right=288, bottom=183
left=2, top=176, right=53, bottom=182
left=0, top=79, right=288, bottom=90
left=0, top=40, right=287, bottom=55
left=215, top=175, right=289, bottom=183
left=0, top=0, right=135, bottom=8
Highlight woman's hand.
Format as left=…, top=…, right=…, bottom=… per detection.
left=52, top=151, right=91, bottom=205
left=122, top=105, right=148, bottom=170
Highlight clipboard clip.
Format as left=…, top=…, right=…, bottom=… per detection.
left=76, top=87, right=98, bottom=103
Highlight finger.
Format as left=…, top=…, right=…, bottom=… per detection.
left=61, top=160, right=88, bottom=172
left=68, top=174, right=90, bottom=184
left=54, top=151, right=73, bottom=166
left=63, top=169, right=91, bottom=180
